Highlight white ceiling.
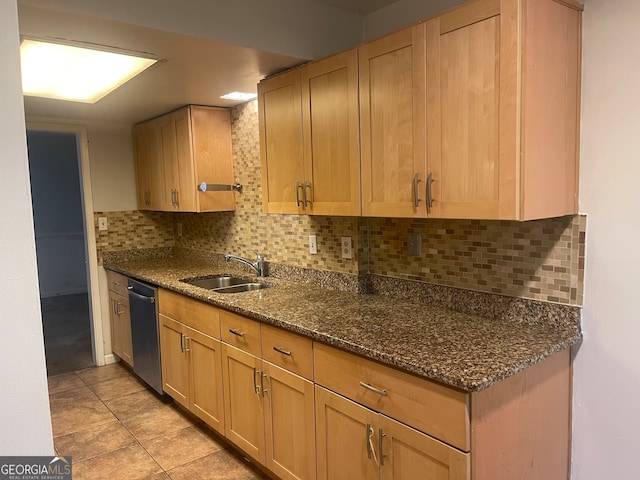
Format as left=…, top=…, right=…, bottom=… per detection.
left=17, top=0, right=398, bottom=125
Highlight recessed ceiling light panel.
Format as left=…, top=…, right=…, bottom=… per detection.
left=220, top=91, right=257, bottom=102
left=20, top=39, right=158, bottom=103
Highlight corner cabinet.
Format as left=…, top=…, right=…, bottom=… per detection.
left=258, top=49, right=361, bottom=216
left=426, top=0, right=582, bottom=220
left=359, top=24, right=427, bottom=218
left=133, top=105, right=235, bottom=213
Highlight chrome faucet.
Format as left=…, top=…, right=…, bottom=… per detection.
left=224, top=251, right=265, bottom=277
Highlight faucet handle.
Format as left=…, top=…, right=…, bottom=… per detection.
left=252, top=249, right=263, bottom=260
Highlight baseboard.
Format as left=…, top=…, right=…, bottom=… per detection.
left=103, top=354, right=120, bottom=366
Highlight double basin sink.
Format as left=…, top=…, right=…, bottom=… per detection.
left=181, top=274, right=269, bottom=294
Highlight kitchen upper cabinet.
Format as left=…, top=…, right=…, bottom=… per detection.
left=133, top=105, right=235, bottom=213
left=258, top=69, right=305, bottom=214
left=301, top=50, right=361, bottom=216
left=359, top=24, right=427, bottom=218
left=258, top=50, right=361, bottom=216
left=133, top=119, right=164, bottom=210
left=426, top=0, right=582, bottom=220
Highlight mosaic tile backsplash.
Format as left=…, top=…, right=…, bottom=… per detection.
left=96, top=100, right=586, bottom=306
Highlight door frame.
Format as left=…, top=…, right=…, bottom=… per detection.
left=26, top=120, right=105, bottom=366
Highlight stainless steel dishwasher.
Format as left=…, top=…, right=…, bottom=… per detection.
left=127, top=278, right=163, bottom=394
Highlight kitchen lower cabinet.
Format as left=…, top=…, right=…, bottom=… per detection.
left=315, top=386, right=468, bottom=480
left=222, top=343, right=266, bottom=463
left=107, top=271, right=132, bottom=367
left=158, top=289, right=225, bottom=434
left=263, top=361, right=316, bottom=480
left=221, top=311, right=317, bottom=480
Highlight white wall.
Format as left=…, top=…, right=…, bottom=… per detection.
left=573, top=0, right=640, bottom=477
left=0, top=0, right=53, bottom=455
left=86, top=121, right=138, bottom=212
left=363, top=0, right=464, bottom=40
left=19, top=0, right=363, bottom=60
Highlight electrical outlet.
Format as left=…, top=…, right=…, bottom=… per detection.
left=309, top=235, right=318, bottom=254
left=98, top=216, right=108, bottom=231
left=177, top=223, right=183, bottom=238
left=341, top=236, right=353, bottom=259
left=407, top=233, right=422, bottom=257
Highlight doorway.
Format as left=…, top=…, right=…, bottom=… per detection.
left=26, top=128, right=97, bottom=375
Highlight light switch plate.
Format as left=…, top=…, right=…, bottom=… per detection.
left=341, top=236, right=353, bottom=259
left=98, top=216, right=108, bottom=231
left=407, top=233, right=421, bottom=257
left=309, top=235, right=318, bottom=254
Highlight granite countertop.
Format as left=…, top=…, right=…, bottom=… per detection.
left=104, top=254, right=582, bottom=393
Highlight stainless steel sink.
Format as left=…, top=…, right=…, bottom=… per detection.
left=211, top=283, right=268, bottom=293
left=181, top=275, right=270, bottom=293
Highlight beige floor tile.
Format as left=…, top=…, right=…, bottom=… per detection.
left=48, top=373, right=86, bottom=396
left=103, top=389, right=170, bottom=421
left=145, top=473, right=171, bottom=480
left=54, top=420, right=137, bottom=462
left=121, top=404, right=192, bottom=442
left=139, top=425, right=224, bottom=471
left=50, top=398, right=117, bottom=437
left=72, top=444, right=162, bottom=480
left=89, top=374, right=147, bottom=402
left=75, top=363, right=130, bottom=386
left=49, top=385, right=99, bottom=414
left=167, top=450, right=266, bottom=480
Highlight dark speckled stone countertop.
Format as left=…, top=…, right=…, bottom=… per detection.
left=104, top=252, right=582, bottom=393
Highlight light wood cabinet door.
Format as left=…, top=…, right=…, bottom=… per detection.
left=301, top=49, right=361, bottom=216
left=426, top=0, right=581, bottom=220
left=159, top=314, right=190, bottom=408
left=315, top=386, right=378, bottom=480
left=187, top=326, right=225, bottom=435
left=378, top=415, right=469, bottom=480
left=359, top=24, right=427, bottom=218
left=258, top=69, right=305, bottom=214
left=108, top=291, right=124, bottom=360
left=120, top=297, right=133, bottom=367
left=222, top=343, right=266, bottom=465
left=133, top=119, right=165, bottom=210
left=263, top=362, right=316, bottom=480
left=159, top=108, right=196, bottom=212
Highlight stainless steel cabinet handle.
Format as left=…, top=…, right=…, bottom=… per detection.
left=359, top=381, right=388, bottom=396
left=253, top=368, right=261, bottom=394
left=295, top=181, right=304, bottom=207
left=366, top=423, right=373, bottom=460
left=261, top=372, right=268, bottom=396
left=304, top=181, right=313, bottom=207
left=426, top=172, right=434, bottom=209
left=413, top=173, right=421, bottom=209
left=180, top=333, right=184, bottom=353
left=112, top=299, right=117, bottom=317
left=379, top=428, right=386, bottom=466
left=273, top=346, right=292, bottom=356
left=183, top=335, right=190, bottom=353
left=229, top=328, right=245, bottom=337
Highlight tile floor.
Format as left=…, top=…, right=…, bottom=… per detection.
left=48, top=362, right=268, bottom=479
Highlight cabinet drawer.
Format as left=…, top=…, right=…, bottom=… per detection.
left=158, top=288, right=220, bottom=339
left=314, top=342, right=470, bottom=451
left=220, top=310, right=261, bottom=357
left=106, top=270, right=129, bottom=297
left=261, top=324, right=313, bottom=380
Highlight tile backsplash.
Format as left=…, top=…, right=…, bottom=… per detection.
left=97, top=100, right=586, bottom=306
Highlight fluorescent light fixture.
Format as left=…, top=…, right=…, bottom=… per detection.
left=20, top=39, right=158, bottom=103
left=220, top=91, right=257, bottom=102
